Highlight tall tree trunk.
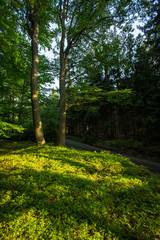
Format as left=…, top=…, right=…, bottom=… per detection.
left=57, top=38, right=69, bottom=146
left=57, top=60, right=66, bottom=146
left=57, top=0, right=70, bottom=146
left=30, top=13, right=45, bottom=145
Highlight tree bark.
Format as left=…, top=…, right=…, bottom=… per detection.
left=30, top=12, right=45, bottom=146
left=57, top=33, right=69, bottom=146
left=57, top=60, right=67, bottom=146
left=57, top=1, right=69, bottom=146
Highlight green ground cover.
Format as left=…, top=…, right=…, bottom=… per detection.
left=0, top=140, right=160, bottom=240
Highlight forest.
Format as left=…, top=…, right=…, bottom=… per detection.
left=0, top=0, right=160, bottom=239
left=0, top=0, right=160, bottom=151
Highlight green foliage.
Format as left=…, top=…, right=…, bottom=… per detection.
left=0, top=1, right=32, bottom=124
left=0, top=140, right=160, bottom=239
left=41, top=94, right=59, bottom=142
left=0, top=120, right=24, bottom=138
left=66, top=83, right=103, bottom=109
left=67, top=84, right=133, bottom=108
left=105, top=89, right=133, bottom=105
left=66, top=3, right=160, bottom=142
left=0, top=0, right=160, bottom=145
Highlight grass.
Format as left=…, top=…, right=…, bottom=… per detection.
left=0, top=140, right=160, bottom=240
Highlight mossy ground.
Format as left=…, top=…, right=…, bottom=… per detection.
left=0, top=140, right=160, bottom=240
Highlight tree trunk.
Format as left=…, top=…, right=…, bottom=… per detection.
left=57, top=37, right=69, bottom=145
left=57, top=0, right=70, bottom=146
left=57, top=63, right=66, bottom=146
left=30, top=17, right=45, bottom=145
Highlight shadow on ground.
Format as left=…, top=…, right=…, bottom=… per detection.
left=0, top=152, right=159, bottom=239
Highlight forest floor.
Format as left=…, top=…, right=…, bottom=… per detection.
left=0, top=139, right=160, bottom=239
left=66, top=139, right=160, bottom=174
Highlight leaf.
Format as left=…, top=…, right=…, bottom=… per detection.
left=0, top=120, right=25, bottom=138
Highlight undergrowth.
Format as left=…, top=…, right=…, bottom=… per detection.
left=0, top=140, right=160, bottom=240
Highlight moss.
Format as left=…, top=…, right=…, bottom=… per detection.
left=0, top=140, right=160, bottom=239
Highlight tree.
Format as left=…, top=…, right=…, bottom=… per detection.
left=129, top=0, right=160, bottom=143
left=55, top=0, right=138, bottom=145
left=0, top=1, right=31, bottom=125
left=9, top=0, right=54, bottom=145
left=0, top=0, right=56, bottom=143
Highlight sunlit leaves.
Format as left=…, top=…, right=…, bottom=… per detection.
left=105, top=89, right=133, bottom=105
left=0, top=120, right=24, bottom=138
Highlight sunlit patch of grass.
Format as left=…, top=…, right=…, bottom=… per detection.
left=0, top=140, right=160, bottom=240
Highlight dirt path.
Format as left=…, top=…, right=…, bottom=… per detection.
left=66, top=139, right=160, bottom=174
